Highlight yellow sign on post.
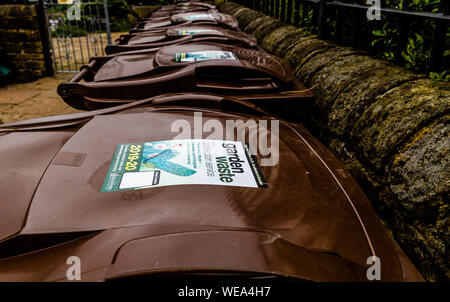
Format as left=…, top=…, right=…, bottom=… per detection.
left=57, top=0, right=74, bottom=4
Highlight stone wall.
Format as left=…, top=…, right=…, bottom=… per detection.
left=216, top=1, right=449, bottom=281
left=0, top=4, right=50, bottom=82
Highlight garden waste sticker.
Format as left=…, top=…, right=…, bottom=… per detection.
left=174, top=50, right=237, bottom=62
left=177, top=28, right=220, bottom=35
left=101, top=139, right=267, bottom=192
left=182, top=14, right=215, bottom=21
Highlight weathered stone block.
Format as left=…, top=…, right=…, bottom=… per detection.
left=297, top=47, right=358, bottom=85
left=327, top=65, right=420, bottom=137
left=0, top=30, right=26, bottom=43
left=352, top=79, right=450, bottom=170
left=0, top=16, right=37, bottom=29
left=283, top=37, right=331, bottom=77
left=261, top=25, right=297, bottom=53
left=0, top=29, right=40, bottom=43
left=250, top=18, right=283, bottom=43
left=310, top=55, right=386, bottom=118
left=243, top=15, right=269, bottom=33
left=272, top=28, right=308, bottom=58
left=0, top=4, right=36, bottom=17
left=233, top=8, right=263, bottom=30
left=217, top=1, right=241, bottom=14
left=8, top=53, right=45, bottom=62
left=389, top=118, right=449, bottom=206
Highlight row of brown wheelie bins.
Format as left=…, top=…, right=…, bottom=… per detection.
left=0, top=1, right=423, bottom=282
left=56, top=0, right=314, bottom=115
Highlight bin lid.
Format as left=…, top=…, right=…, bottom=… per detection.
left=155, top=43, right=288, bottom=79
left=94, top=52, right=159, bottom=82
left=143, top=18, right=173, bottom=30
left=151, top=8, right=217, bottom=18
left=142, top=12, right=237, bottom=30
left=125, top=26, right=256, bottom=47
left=166, top=25, right=256, bottom=44
left=127, top=33, right=177, bottom=45
left=94, top=43, right=289, bottom=83
left=0, top=95, right=404, bottom=281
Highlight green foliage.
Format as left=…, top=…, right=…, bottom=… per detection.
left=371, top=23, right=397, bottom=61
left=104, top=0, right=133, bottom=18
left=109, top=18, right=133, bottom=32
left=54, top=23, right=88, bottom=37
left=276, top=0, right=448, bottom=76
left=369, top=0, right=449, bottom=74
left=429, top=70, right=450, bottom=82
left=50, top=0, right=135, bottom=37
left=384, top=0, right=441, bottom=11
left=297, top=4, right=316, bottom=35
left=97, top=0, right=137, bottom=32
left=403, top=33, right=430, bottom=71
left=408, top=0, right=441, bottom=12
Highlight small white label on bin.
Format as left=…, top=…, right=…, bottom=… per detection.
left=174, top=50, right=238, bottom=62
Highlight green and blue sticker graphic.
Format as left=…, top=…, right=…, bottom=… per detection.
left=101, top=139, right=266, bottom=192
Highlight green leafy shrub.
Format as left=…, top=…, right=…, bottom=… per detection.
left=87, top=0, right=136, bottom=32
left=109, top=18, right=133, bottom=32
left=50, top=0, right=136, bottom=37
left=263, top=0, right=449, bottom=78
left=430, top=70, right=450, bottom=82
left=368, top=0, right=449, bottom=76
left=54, top=22, right=88, bottom=37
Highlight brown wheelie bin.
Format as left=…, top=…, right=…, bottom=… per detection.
left=106, top=25, right=258, bottom=54
left=130, top=12, right=239, bottom=33
left=139, top=6, right=218, bottom=23
left=149, top=1, right=216, bottom=19
left=57, top=42, right=314, bottom=115
left=148, top=4, right=217, bottom=19
left=0, top=93, right=423, bottom=282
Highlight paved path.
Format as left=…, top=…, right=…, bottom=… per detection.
left=0, top=73, right=83, bottom=124
left=0, top=32, right=127, bottom=124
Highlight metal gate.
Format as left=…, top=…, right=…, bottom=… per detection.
left=43, top=0, right=111, bottom=72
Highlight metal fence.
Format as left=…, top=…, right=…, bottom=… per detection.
left=42, top=0, right=111, bottom=73
left=236, top=0, right=450, bottom=73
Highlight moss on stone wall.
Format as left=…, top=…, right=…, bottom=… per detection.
left=217, top=1, right=449, bottom=281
